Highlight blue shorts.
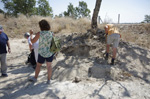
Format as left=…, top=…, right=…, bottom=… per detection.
left=38, top=54, right=54, bottom=64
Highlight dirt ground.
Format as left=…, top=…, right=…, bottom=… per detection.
left=0, top=32, right=150, bottom=99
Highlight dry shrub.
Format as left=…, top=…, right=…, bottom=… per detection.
left=120, top=24, right=150, bottom=48
left=4, top=14, right=32, bottom=37
left=142, top=23, right=150, bottom=33
left=76, top=18, right=91, bottom=33
left=51, top=17, right=73, bottom=33
left=0, top=15, right=91, bottom=38
left=0, top=14, right=53, bottom=38
left=0, top=14, right=5, bottom=21
left=51, top=17, right=91, bottom=33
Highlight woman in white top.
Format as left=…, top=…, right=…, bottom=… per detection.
left=24, top=32, right=39, bottom=62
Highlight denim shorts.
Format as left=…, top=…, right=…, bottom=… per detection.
left=38, top=54, right=54, bottom=64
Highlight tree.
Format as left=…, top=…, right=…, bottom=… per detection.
left=63, top=1, right=91, bottom=19
left=144, top=15, right=150, bottom=23
left=0, top=9, right=4, bottom=14
left=14, top=0, right=36, bottom=16
left=91, top=0, right=102, bottom=29
left=36, top=0, right=53, bottom=17
left=1, top=0, right=15, bottom=16
left=76, top=1, right=91, bottom=18
left=1, top=0, right=36, bottom=17
left=63, top=3, right=77, bottom=18
left=58, top=13, right=63, bottom=17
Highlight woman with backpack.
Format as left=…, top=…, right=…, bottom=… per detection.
left=29, top=19, right=54, bottom=84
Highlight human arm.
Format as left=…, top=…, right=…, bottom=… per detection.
left=29, top=30, right=40, bottom=43
left=104, top=26, right=108, bottom=44
left=7, top=40, right=11, bottom=53
left=104, top=26, right=108, bottom=35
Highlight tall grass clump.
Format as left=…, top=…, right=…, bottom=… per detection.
left=0, top=14, right=91, bottom=38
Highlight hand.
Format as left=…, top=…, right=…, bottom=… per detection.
left=29, top=30, right=33, bottom=35
left=8, top=48, right=11, bottom=53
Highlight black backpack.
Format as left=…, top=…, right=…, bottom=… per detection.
left=27, top=49, right=36, bottom=66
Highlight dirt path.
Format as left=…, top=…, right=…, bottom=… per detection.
left=0, top=38, right=150, bottom=99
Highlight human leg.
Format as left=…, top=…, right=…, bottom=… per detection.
left=34, top=62, right=42, bottom=79
left=0, top=54, right=7, bottom=75
left=111, top=34, right=120, bottom=65
left=112, top=47, right=117, bottom=59
left=29, top=62, right=42, bottom=82
left=106, top=44, right=110, bottom=54
left=110, top=47, right=117, bottom=65
left=29, top=54, right=44, bottom=82
left=34, top=54, right=46, bottom=79
left=105, top=44, right=110, bottom=60
left=106, top=35, right=111, bottom=54
left=105, top=35, right=112, bottom=60
left=113, top=34, right=120, bottom=57
left=46, top=62, right=52, bottom=81
left=45, top=54, right=54, bottom=84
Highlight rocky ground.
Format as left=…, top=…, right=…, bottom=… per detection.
left=0, top=31, right=150, bottom=99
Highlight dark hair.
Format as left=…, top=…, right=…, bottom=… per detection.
left=39, top=19, right=50, bottom=31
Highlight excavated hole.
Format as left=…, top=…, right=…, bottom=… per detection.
left=61, top=45, right=97, bottom=57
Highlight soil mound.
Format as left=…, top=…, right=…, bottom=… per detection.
left=52, top=30, right=150, bottom=83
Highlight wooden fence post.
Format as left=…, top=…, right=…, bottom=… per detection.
left=118, top=14, right=120, bottom=24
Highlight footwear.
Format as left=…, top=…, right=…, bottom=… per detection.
left=1, top=74, right=8, bottom=77
left=110, top=58, right=115, bottom=65
left=29, top=77, right=37, bottom=82
left=47, top=80, right=51, bottom=84
left=104, top=53, right=109, bottom=60
left=110, top=62, right=114, bottom=65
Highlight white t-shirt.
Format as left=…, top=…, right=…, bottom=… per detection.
left=28, top=35, right=39, bottom=49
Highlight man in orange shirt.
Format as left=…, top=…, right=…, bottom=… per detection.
left=104, top=24, right=121, bottom=65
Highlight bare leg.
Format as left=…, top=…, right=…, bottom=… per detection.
left=106, top=44, right=110, bottom=53
left=112, top=47, right=117, bottom=59
left=34, top=62, right=42, bottom=79
left=46, top=62, right=52, bottom=80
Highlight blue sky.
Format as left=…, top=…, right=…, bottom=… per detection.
left=0, top=0, right=150, bottom=23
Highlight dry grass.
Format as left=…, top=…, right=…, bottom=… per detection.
left=119, top=24, right=150, bottom=48
left=0, top=14, right=150, bottom=48
left=0, top=14, right=91, bottom=38
left=51, top=17, right=91, bottom=33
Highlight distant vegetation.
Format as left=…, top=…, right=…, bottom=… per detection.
left=0, top=0, right=91, bottom=19
left=142, top=15, right=150, bottom=23
left=1, top=0, right=53, bottom=17
left=62, top=1, right=91, bottom=19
